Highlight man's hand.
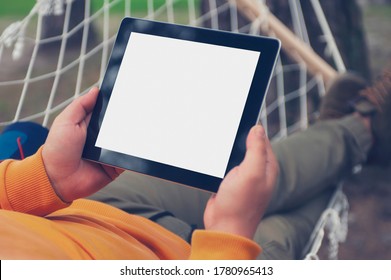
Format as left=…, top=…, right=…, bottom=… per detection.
left=203, top=125, right=278, bottom=239
left=42, top=87, right=122, bottom=203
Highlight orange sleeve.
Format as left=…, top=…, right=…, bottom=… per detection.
left=189, top=230, right=261, bottom=260
left=0, top=146, right=69, bottom=216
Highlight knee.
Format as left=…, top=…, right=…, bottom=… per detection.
left=254, top=214, right=315, bottom=259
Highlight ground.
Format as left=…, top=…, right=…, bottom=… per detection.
left=315, top=4, right=391, bottom=259
left=329, top=5, right=391, bottom=260
left=337, top=165, right=391, bottom=259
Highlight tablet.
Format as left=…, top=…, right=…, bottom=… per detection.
left=83, top=17, right=280, bottom=193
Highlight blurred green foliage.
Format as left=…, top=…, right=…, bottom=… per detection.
left=0, top=0, right=199, bottom=16
left=0, top=1, right=35, bottom=16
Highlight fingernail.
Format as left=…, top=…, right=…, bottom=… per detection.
left=254, top=125, right=265, bottom=138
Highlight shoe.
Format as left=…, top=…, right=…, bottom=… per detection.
left=318, top=66, right=391, bottom=166
left=359, top=68, right=391, bottom=166
left=318, top=72, right=368, bottom=120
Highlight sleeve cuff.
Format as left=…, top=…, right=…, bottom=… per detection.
left=1, top=146, right=70, bottom=216
left=189, top=230, right=261, bottom=260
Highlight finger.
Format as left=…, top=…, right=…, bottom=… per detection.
left=265, top=135, right=279, bottom=188
left=240, top=125, right=267, bottom=177
left=101, top=164, right=124, bottom=180
left=246, top=125, right=266, bottom=152
left=115, top=167, right=125, bottom=176
left=57, top=87, right=99, bottom=125
left=79, top=87, right=99, bottom=114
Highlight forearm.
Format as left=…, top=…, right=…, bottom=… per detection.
left=0, top=146, right=69, bottom=216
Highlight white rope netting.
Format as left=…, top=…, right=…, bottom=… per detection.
left=0, top=0, right=349, bottom=259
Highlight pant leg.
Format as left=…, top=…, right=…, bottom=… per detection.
left=89, top=114, right=371, bottom=250
left=255, top=189, right=334, bottom=259
left=88, top=171, right=211, bottom=241
left=266, top=114, right=372, bottom=214
left=253, top=115, right=371, bottom=259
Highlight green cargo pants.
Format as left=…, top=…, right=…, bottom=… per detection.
left=89, top=114, right=372, bottom=259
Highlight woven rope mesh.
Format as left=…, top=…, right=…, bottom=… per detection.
left=0, top=0, right=348, bottom=258
left=0, top=0, right=343, bottom=138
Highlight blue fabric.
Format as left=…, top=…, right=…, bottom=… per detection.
left=0, top=122, right=48, bottom=160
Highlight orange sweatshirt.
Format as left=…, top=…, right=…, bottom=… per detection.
left=0, top=147, right=261, bottom=260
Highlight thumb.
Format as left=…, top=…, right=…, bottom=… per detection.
left=240, top=125, right=267, bottom=176
left=57, top=87, right=99, bottom=125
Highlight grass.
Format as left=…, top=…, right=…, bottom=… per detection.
left=92, top=0, right=200, bottom=12
left=1, top=1, right=389, bottom=130
left=0, top=1, right=35, bottom=16
left=364, top=3, right=391, bottom=18
left=362, top=4, right=391, bottom=75
left=0, top=0, right=200, bottom=16
left=0, top=0, right=201, bottom=129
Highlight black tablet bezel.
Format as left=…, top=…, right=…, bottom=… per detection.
left=83, top=17, right=280, bottom=193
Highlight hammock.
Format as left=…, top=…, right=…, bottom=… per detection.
left=0, top=0, right=349, bottom=259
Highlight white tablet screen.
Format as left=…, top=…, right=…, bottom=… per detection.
left=95, top=32, right=260, bottom=178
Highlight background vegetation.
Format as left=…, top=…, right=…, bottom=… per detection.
left=0, top=0, right=200, bottom=16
